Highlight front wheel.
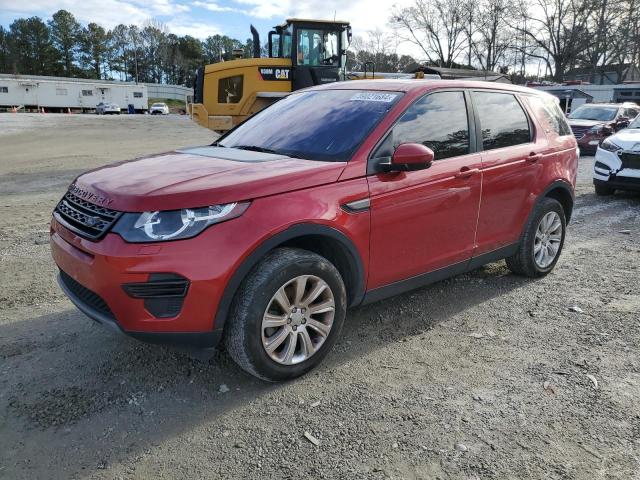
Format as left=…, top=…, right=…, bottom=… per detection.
left=506, top=197, right=566, bottom=277
left=224, top=248, right=347, bottom=381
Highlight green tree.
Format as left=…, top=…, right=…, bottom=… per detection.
left=80, top=22, right=108, bottom=78
left=48, top=9, right=82, bottom=76
left=178, top=35, right=204, bottom=84
left=109, top=24, right=131, bottom=80
left=0, top=26, right=11, bottom=73
left=141, top=20, right=168, bottom=83
left=8, top=17, right=56, bottom=74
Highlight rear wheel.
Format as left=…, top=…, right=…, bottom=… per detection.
left=224, top=248, right=347, bottom=381
left=506, top=197, right=566, bottom=278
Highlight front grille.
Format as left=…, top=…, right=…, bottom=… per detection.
left=54, top=192, right=122, bottom=240
left=619, top=152, right=640, bottom=170
left=60, top=270, right=115, bottom=319
left=570, top=125, right=590, bottom=139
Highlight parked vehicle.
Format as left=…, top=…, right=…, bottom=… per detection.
left=96, top=102, right=121, bottom=115
left=567, top=102, right=639, bottom=155
left=593, top=114, right=640, bottom=195
left=150, top=102, right=170, bottom=115
left=50, top=81, right=578, bottom=381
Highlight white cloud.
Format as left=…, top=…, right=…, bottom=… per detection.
left=165, top=20, right=221, bottom=38
left=193, top=1, right=245, bottom=13
left=0, top=0, right=190, bottom=28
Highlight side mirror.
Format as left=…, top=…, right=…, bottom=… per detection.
left=383, top=143, right=434, bottom=172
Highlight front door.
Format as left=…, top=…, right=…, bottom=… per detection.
left=367, top=90, right=482, bottom=289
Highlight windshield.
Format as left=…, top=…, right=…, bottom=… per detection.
left=152, top=103, right=165, bottom=107
left=219, top=90, right=402, bottom=161
left=568, top=105, right=617, bottom=121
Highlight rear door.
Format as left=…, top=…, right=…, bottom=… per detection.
left=471, top=90, right=543, bottom=254
left=367, top=90, right=482, bottom=289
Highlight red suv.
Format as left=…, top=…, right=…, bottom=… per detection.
left=51, top=81, right=578, bottom=381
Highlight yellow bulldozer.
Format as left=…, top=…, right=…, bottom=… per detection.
left=190, top=18, right=353, bottom=133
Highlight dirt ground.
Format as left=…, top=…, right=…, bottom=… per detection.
left=1, top=113, right=639, bottom=480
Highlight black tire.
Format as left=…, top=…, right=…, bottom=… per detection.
left=506, top=197, right=566, bottom=278
left=224, top=247, right=347, bottom=381
left=594, top=183, right=615, bottom=196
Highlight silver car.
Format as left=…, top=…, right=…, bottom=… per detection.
left=96, top=102, right=121, bottom=115
left=150, top=102, right=170, bottom=115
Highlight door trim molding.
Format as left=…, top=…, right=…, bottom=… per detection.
left=361, top=242, right=518, bottom=305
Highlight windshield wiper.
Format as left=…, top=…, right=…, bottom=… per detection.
left=233, top=145, right=302, bottom=158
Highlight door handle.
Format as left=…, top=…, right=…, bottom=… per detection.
left=527, top=152, right=543, bottom=163
left=454, top=167, right=480, bottom=179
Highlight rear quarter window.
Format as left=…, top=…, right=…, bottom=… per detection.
left=527, top=95, right=572, bottom=137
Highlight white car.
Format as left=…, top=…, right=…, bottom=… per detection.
left=593, top=115, right=640, bottom=195
left=95, top=102, right=121, bottom=115
left=150, top=102, right=170, bottom=115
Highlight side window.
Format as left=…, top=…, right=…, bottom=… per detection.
left=624, top=108, right=638, bottom=119
left=218, top=75, right=243, bottom=104
left=82, top=89, right=93, bottom=96
left=133, top=91, right=143, bottom=98
left=527, top=95, right=572, bottom=136
left=390, top=91, right=470, bottom=160
left=474, top=92, right=531, bottom=150
left=269, top=32, right=280, bottom=57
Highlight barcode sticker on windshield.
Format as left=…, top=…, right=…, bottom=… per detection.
left=350, top=92, right=398, bottom=103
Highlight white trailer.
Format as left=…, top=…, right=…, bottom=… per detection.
left=0, top=74, right=148, bottom=112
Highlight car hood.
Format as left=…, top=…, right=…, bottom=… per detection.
left=567, top=118, right=606, bottom=128
left=608, top=128, right=640, bottom=150
left=71, top=146, right=347, bottom=212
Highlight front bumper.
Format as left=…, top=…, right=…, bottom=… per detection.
left=49, top=216, right=241, bottom=347
left=593, top=147, right=640, bottom=191
left=594, top=177, right=640, bottom=191
left=56, top=271, right=222, bottom=347
left=576, top=133, right=606, bottom=153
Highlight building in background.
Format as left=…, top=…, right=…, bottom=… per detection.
left=563, top=64, right=640, bottom=85
left=417, top=66, right=512, bottom=83
left=0, top=74, right=149, bottom=112
left=534, top=83, right=640, bottom=112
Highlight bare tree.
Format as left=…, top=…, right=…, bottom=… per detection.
left=391, top=0, right=468, bottom=67
left=350, top=29, right=420, bottom=72
left=511, top=0, right=594, bottom=81
left=471, top=0, right=514, bottom=71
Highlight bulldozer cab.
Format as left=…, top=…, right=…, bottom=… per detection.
left=267, top=19, right=351, bottom=89
left=190, top=18, right=351, bottom=133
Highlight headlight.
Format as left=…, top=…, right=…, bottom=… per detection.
left=588, top=125, right=604, bottom=134
left=599, top=138, right=621, bottom=152
left=113, top=202, right=250, bottom=242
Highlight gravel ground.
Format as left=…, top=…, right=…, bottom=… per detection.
left=1, top=113, right=639, bottom=479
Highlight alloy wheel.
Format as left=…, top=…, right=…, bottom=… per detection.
left=533, top=211, right=562, bottom=269
left=261, top=275, right=335, bottom=365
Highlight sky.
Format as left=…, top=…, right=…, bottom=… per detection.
left=0, top=0, right=417, bottom=56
